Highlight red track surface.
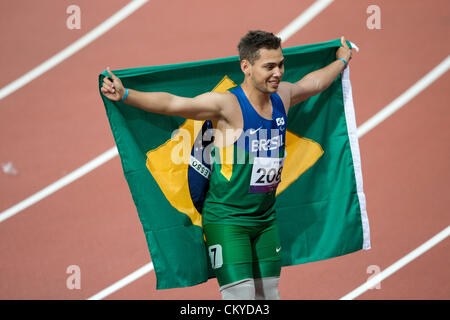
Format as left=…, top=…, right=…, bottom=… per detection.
left=0, top=0, right=448, bottom=300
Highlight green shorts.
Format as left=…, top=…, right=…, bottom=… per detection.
left=203, top=220, right=282, bottom=287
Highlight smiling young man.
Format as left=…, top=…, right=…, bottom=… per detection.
left=101, top=30, right=352, bottom=300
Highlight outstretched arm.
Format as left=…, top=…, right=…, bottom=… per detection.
left=286, top=36, right=353, bottom=108
left=101, top=67, right=224, bottom=121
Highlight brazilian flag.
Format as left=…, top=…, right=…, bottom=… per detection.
left=99, top=39, right=370, bottom=290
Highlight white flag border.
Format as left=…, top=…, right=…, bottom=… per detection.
left=341, top=65, right=371, bottom=250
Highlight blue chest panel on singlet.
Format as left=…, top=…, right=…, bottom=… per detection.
left=230, top=86, right=287, bottom=159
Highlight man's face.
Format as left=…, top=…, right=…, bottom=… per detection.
left=245, top=47, right=285, bottom=94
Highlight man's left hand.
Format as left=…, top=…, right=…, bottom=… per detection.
left=336, top=36, right=352, bottom=63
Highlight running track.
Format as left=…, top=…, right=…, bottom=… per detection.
left=0, top=0, right=448, bottom=299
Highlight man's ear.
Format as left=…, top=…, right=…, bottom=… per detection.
left=240, top=59, right=251, bottom=76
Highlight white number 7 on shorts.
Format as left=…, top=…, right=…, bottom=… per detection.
left=208, top=244, right=223, bottom=269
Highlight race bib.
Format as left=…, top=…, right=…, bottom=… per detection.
left=249, top=156, right=285, bottom=193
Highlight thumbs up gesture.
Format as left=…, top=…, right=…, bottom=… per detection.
left=336, top=36, right=353, bottom=64
left=101, top=67, right=126, bottom=101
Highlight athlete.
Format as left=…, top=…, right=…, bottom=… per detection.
left=101, top=30, right=352, bottom=300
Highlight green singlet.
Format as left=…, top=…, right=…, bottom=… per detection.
left=202, top=86, right=287, bottom=287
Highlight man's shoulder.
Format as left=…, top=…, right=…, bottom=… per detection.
left=276, top=82, right=292, bottom=111
left=209, top=90, right=239, bottom=106
left=197, top=90, right=237, bottom=108
left=277, top=82, right=293, bottom=96
left=204, top=90, right=235, bottom=100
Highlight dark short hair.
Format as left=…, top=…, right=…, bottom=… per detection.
left=238, top=30, right=282, bottom=64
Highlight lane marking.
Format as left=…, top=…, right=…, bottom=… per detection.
left=0, top=147, right=118, bottom=224
left=0, top=0, right=148, bottom=100
left=277, top=0, right=335, bottom=42
left=357, top=55, right=450, bottom=138
left=88, top=262, right=154, bottom=300
left=340, top=226, right=450, bottom=300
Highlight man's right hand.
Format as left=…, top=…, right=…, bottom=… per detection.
left=101, top=67, right=126, bottom=101
left=99, top=67, right=233, bottom=122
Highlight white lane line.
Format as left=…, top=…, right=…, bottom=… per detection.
left=277, top=0, right=334, bottom=43
left=340, top=226, right=450, bottom=300
left=0, top=0, right=148, bottom=100
left=88, top=262, right=154, bottom=300
left=357, top=55, right=450, bottom=138
left=0, top=147, right=118, bottom=224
